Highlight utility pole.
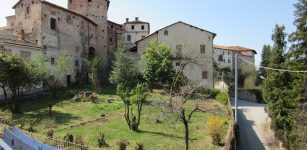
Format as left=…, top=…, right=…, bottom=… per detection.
left=235, top=54, right=238, bottom=122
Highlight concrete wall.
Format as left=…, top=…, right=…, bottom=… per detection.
left=136, top=22, right=215, bottom=88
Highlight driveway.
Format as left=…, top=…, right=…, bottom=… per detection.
left=231, top=99, right=279, bottom=150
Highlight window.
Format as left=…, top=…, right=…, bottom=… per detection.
left=127, top=35, right=131, bottom=42
left=176, top=45, right=182, bottom=57
left=223, top=59, right=225, bottom=63
left=110, top=37, right=113, bottom=43
left=202, top=71, right=208, bottom=79
left=228, top=59, right=230, bottom=63
left=131, top=25, right=135, bottom=30
left=164, top=30, right=168, bottom=36
left=228, top=52, right=230, bottom=55
left=69, top=0, right=72, bottom=3
left=32, top=1, right=34, bottom=4
left=200, top=45, right=206, bottom=54
left=111, top=25, right=113, bottom=29
left=20, top=51, right=31, bottom=59
left=141, top=25, right=145, bottom=30
left=26, top=7, right=30, bottom=14
left=218, top=55, right=223, bottom=62
left=88, top=0, right=92, bottom=2
left=175, top=61, right=181, bottom=66
left=50, top=18, right=56, bottom=30
left=51, top=58, right=55, bottom=65
left=75, top=60, right=79, bottom=66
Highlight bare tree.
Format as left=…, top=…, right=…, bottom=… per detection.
left=159, top=55, right=217, bottom=150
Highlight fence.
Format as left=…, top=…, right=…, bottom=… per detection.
left=0, top=124, right=102, bottom=150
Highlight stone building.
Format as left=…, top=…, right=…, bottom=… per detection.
left=135, top=21, right=216, bottom=88
left=0, top=0, right=130, bottom=86
left=213, top=44, right=257, bottom=73
left=123, top=17, right=150, bottom=49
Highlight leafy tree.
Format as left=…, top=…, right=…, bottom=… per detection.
left=89, top=55, right=101, bottom=93
left=141, top=40, right=174, bottom=85
left=110, top=48, right=137, bottom=89
left=262, top=24, right=296, bottom=147
left=0, top=49, right=43, bottom=113
left=288, top=0, right=307, bottom=102
left=117, top=83, right=148, bottom=131
left=35, top=51, right=70, bottom=98
left=259, top=44, right=272, bottom=78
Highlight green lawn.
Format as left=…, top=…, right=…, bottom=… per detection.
left=8, top=86, right=232, bottom=150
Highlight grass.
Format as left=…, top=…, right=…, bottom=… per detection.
left=4, top=85, right=232, bottom=150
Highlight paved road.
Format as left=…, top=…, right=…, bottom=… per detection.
left=231, top=99, right=277, bottom=150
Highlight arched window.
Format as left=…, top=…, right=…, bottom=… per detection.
left=164, top=30, right=168, bottom=36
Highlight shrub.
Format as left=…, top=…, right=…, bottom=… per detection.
left=97, top=133, right=109, bottom=148
left=64, top=133, right=74, bottom=143
left=216, top=93, right=229, bottom=105
left=47, top=129, right=54, bottom=138
left=207, top=117, right=224, bottom=145
left=135, top=143, right=145, bottom=150
left=75, top=135, right=88, bottom=150
left=0, top=110, right=13, bottom=126
left=27, top=118, right=41, bottom=132
left=117, top=139, right=128, bottom=150
left=203, top=88, right=221, bottom=99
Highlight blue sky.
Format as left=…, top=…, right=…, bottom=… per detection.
left=0, top=0, right=297, bottom=67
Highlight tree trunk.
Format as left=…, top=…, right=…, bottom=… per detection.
left=184, top=120, right=189, bottom=150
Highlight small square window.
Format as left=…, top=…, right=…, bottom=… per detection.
left=131, top=25, right=135, bottom=30
left=175, top=61, right=181, bottom=66
left=51, top=58, right=55, bottom=65
left=141, top=25, right=145, bottom=30
left=202, top=71, right=208, bottom=79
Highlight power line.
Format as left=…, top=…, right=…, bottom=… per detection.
left=239, top=56, right=307, bottom=73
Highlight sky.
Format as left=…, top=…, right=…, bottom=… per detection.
left=0, top=0, right=298, bottom=67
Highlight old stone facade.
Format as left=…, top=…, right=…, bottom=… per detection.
left=135, top=21, right=216, bottom=88
left=0, top=0, right=132, bottom=86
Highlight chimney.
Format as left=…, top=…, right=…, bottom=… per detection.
left=126, top=18, right=129, bottom=23
left=135, top=17, right=139, bottom=22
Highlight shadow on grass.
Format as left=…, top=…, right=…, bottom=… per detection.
left=13, top=110, right=81, bottom=126
left=139, top=130, right=198, bottom=141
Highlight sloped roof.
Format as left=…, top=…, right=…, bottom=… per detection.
left=124, top=20, right=149, bottom=25
left=214, top=44, right=257, bottom=54
left=0, top=31, right=42, bottom=49
left=136, top=21, right=217, bottom=43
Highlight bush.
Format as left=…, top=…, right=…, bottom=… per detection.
left=47, top=129, right=54, bottom=138
left=203, top=88, right=221, bottom=99
left=75, top=135, right=88, bottom=150
left=207, top=117, right=224, bottom=145
left=0, top=110, right=13, bottom=126
left=135, top=143, right=145, bottom=150
left=117, top=139, right=128, bottom=150
left=64, top=133, right=74, bottom=143
left=217, top=93, right=229, bottom=105
left=97, top=133, right=109, bottom=148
